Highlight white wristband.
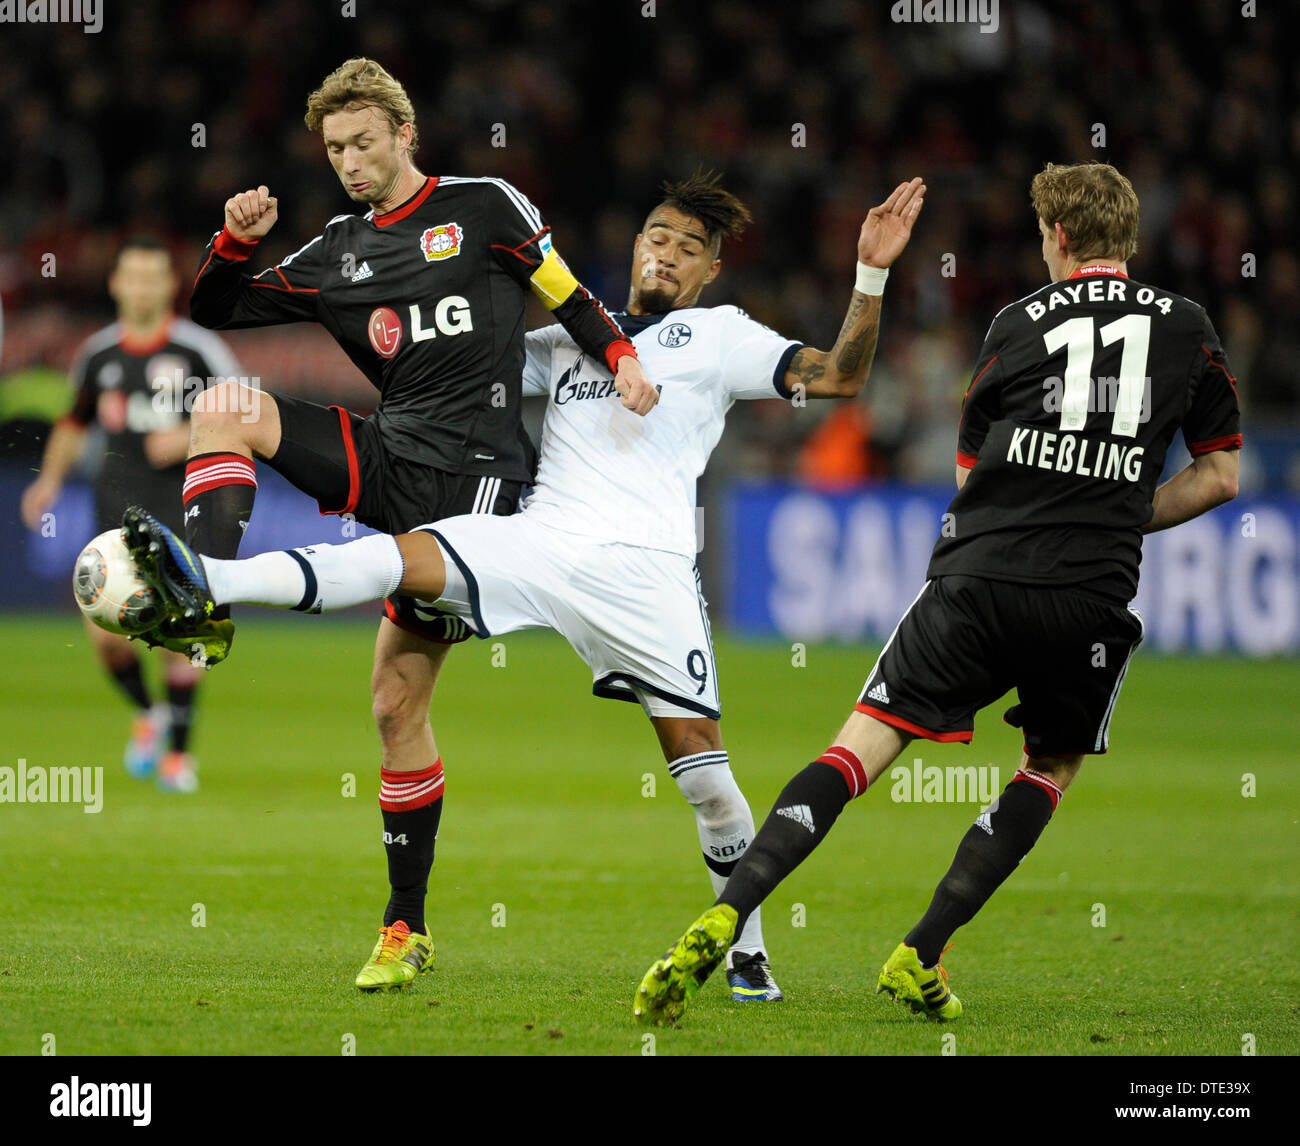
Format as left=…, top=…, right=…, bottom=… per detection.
left=855, top=262, right=888, bottom=296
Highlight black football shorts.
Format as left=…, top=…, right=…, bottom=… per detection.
left=264, top=392, right=522, bottom=644
left=856, top=574, right=1145, bottom=757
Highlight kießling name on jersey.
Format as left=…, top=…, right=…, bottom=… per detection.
left=1023, top=279, right=1173, bottom=321
left=1007, top=426, right=1144, bottom=483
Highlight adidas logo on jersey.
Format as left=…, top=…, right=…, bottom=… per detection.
left=776, top=804, right=815, bottom=834
left=350, top=261, right=374, bottom=283
left=866, top=680, right=890, bottom=704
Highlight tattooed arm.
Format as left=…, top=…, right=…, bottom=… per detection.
left=783, top=292, right=883, bottom=399
left=781, top=177, right=925, bottom=400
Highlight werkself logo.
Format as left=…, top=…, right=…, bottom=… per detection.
left=50, top=1076, right=151, bottom=1126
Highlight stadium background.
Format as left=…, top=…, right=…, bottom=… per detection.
left=0, top=0, right=1297, bottom=1067
left=2, top=0, right=1298, bottom=649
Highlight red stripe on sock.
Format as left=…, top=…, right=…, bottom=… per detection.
left=183, top=453, right=257, bottom=504
left=818, top=745, right=869, bottom=799
left=379, top=758, right=445, bottom=812
left=1011, top=767, right=1062, bottom=811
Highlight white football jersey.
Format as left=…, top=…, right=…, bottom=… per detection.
left=520, top=306, right=803, bottom=555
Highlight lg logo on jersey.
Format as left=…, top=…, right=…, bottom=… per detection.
left=368, top=297, right=474, bottom=359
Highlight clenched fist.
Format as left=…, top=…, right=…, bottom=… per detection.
left=224, top=185, right=279, bottom=243
left=613, top=355, right=659, bottom=417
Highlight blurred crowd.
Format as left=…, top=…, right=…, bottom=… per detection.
left=1, top=0, right=1295, bottom=487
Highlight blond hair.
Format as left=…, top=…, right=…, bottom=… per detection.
left=304, top=57, right=418, bottom=156
left=1031, top=162, right=1139, bottom=261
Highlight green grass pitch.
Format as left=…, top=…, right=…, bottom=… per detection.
left=1, top=613, right=1296, bottom=1057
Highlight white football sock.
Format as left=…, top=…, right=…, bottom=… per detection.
left=669, top=751, right=767, bottom=958
left=205, top=534, right=404, bottom=611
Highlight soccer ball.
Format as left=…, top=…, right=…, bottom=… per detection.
left=73, top=528, right=164, bottom=636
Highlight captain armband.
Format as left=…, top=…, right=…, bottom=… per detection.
left=529, top=248, right=581, bottom=311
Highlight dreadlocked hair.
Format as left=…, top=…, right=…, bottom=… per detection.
left=658, top=170, right=752, bottom=256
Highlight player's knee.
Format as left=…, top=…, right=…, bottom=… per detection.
left=655, top=716, right=723, bottom=761
left=191, top=382, right=257, bottom=433
left=1022, top=753, right=1083, bottom=791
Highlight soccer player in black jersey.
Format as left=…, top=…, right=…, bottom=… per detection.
left=121, top=172, right=925, bottom=1007
left=21, top=236, right=242, bottom=793
left=634, top=161, right=1242, bottom=1025
left=159, top=58, right=654, bottom=989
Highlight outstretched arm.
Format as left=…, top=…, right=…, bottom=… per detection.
left=783, top=177, right=925, bottom=400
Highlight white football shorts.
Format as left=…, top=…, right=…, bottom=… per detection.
left=412, top=512, right=721, bottom=719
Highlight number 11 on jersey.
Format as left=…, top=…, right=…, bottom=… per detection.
left=1042, top=314, right=1150, bottom=438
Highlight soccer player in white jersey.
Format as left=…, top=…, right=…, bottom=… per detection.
left=123, top=172, right=926, bottom=998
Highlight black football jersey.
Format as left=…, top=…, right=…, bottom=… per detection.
left=928, top=268, right=1241, bottom=601
left=64, top=316, right=242, bottom=497
left=191, top=175, right=630, bottom=483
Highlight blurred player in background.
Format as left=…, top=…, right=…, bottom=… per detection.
left=123, top=171, right=925, bottom=1002
left=632, top=161, right=1241, bottom=1025
left=21, top=236, right=242, bottom=793
left=155, top=57, right=650, bottom=988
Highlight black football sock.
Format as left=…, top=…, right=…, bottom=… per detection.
left=378, top=760, right=445, bottom=934
left=182, top=452, right=258, bottom=621
left=905, top=770, right=1062, bottom=966
left=719, top=748, right=871, bottom=935
left=166, top=680, right=198, bottom=754
left=109, top=658, right=151, bottom=711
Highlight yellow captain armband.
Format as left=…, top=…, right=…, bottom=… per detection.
left=529, top=247, right=581, bottom=310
